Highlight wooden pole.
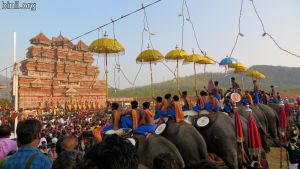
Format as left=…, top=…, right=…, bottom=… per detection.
left=194, top=62, right=196, bottom=91
left=105, top=52, right=108, bottom=99
left=150, top=61, right=153, bottom=97
left=176, top=57, right=179, bottom=91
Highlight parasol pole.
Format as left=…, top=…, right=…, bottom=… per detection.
left=105, top=52, right=108, bottom=99
left=150, top=61, right=154, bottom=97
left=242, top=76, right=245, bottom=90
left=203, top=64, right=207, bottom=83
left=176, top=57, right=179, bottom=91
left=194, top=62, right=197, bottom=91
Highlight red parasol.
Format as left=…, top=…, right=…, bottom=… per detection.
left=234, top=111, right=244, bottom=142
left=247, top=114, right=262, bottom=157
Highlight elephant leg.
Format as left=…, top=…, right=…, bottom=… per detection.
left=214, top=139, right=238, bottom=169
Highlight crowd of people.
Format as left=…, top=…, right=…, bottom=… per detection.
left=0, top=77, right=299, bottom=169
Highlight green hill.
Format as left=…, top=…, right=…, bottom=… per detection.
left=1, top=65, right=299, bottom=99
left=109, top=65, right=300, bottom=98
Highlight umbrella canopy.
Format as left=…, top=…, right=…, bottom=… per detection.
left=183, top=53, right=206, bottom=63
left=246, top=70, right=266, bottom=79
left=219, top=57, right=237, bottom=66
left=165, top=48, right=189, bottom=60
left=89, top=34, right=125, bottom=99
left=228, top=62, right=246, bottom=69
left=136, top=49, right=164, bottom=96
left=136, top=49, right=164, bottom=63
left=165, top=48, right=189, bottom=90
left=247, top=114, right=262, bottom=157
left=234, top=65, right=248, bottom=73
left=196, top=56, right=217, bottom=65
left=89, top=37, right=125, bottom=54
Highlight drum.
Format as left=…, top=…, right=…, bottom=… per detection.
left=196, top=116, right=210, bottom=128
left=199, top=110, right=209, bottom=115
left=155, top=123, right=167, bottom=135
left=105, top=128, right=132, bottom=136
left=184, top=110, right=198, bottom=116
left=127, top=138, right=136, bottom=146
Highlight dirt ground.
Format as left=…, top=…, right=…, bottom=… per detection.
left=268, top=147, right=288, bottom=169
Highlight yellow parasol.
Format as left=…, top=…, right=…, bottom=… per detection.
left=246, top=70, right=266, bottom=79
left=228, top=62, right=246, bottom=69
left=89, top=33, right=125, bottom=99
left=233, top=65, right=248, bottom=89
left=196, top=55, right=217, bottom=82
left=234, top=65, right=248, bottom=74
left=183, top=53, right=208, bottom=90
left=165, top=46, right=189, bottom=90
left=136, top=48, right=164, bottom=96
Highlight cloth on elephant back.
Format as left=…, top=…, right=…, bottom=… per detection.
left=279, top=107, right=287, bottom=136
left=234, top=111, right=244, bottom=142
left=284, top=102, right=291, bottom=117
left=247, top=114, right=262, bottom=157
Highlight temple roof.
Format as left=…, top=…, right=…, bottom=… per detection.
left=52, top=34, right=74, bottom=48
left=74, top=40, right=88, bottom=52
left=30, top=33, right=51, bottom=46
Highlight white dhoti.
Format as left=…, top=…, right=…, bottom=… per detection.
left=289, top=163, right=298, bottom=169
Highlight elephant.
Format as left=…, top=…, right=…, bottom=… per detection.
left=160, top=121, right=208, bottom=166
left=134, top=134, right=185, bottom=169
left=185, top=112, right=241, bottom=169
left=257, top=103, right=280, bottom=144
left=237, top=104, right=270, bottom=152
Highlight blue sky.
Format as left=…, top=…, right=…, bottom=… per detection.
left=0, top=0, right=299, bottom=88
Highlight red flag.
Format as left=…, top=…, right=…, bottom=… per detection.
left=284, top=103, right=291, bottom=117
left=279, top=107, right=287, bottom=136
left=247, top=114, right=262, bottom=157
left=234, top=111, right=244, bottom=142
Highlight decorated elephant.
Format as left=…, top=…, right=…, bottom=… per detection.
left=184, top=112, right=241, bottom=169
left=156, top=121, right=208, bottom=166
left=257, top=103, right=280, bottom=144
left=134, top=134, right=185, bottom=169
left=237, top=105, right=270, bottom=152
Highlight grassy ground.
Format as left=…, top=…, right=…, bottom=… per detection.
left=268, top=147, right=288, bottom=169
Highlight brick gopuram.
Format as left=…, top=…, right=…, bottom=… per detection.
left=18, top=33, right=106, bottom=111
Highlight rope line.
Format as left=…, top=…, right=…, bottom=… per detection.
left=229, top=0, right=244, bottom=58
left=183, top=0, right=205, bottom=55
left=143, top=6, right=155, bottom=49
left=70, top=0, right=162, bottom=42
left=180, top=0, right=185, bottom=50
left=250, top=0, right=300, bottom=59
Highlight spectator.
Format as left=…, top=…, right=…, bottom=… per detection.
left=48, top=143, right=58, bottom=161
left=153, top=153, right=180, bottom=169
left=51, top=134, right=58, bottom=144
left=52, top=150, right=83, bottom=169
left=56, top=136, right=78, bottom=155
left=81, top=134, right=138, bottom=169
left=2, top=119, right=52, bottom=169
left=0, top=125, right=17, bottom=160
